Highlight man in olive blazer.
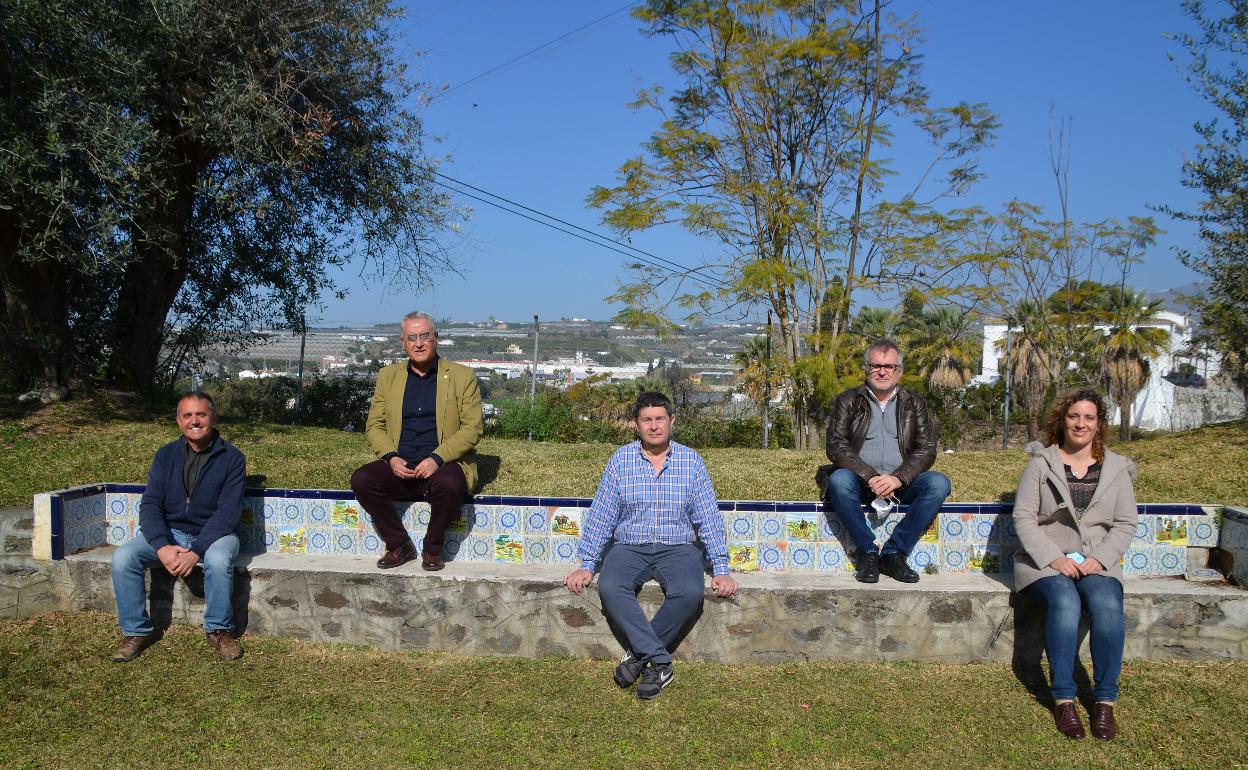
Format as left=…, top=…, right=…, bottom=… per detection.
left=350, top=311, right=483, bottom=570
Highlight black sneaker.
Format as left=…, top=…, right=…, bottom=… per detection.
left=613, top=650, right=645, bottom=688
left=880, top=551, right=920, bottom=583
left=855, top=551, right=880, bottom=583
left=636, top=662, right=674, bottom=700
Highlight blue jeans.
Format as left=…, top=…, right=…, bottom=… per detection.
left=111, top=529, right=240, bottom=636
left=823, top=468, right=951, bottom=557
left=1024, top=574, right=1125, bottom=702
left=597, top=543, right=706, bottom=665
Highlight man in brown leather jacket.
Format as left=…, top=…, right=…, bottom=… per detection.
left=824, top=339, right=950, bottom=583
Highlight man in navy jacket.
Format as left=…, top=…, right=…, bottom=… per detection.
left=110, top=392, right=247, bottom=661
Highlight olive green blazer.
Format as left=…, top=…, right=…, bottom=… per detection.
left=364, top=358, right=483, bottom=492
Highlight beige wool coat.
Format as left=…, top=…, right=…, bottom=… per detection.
left=1012, top=444, right=1139, bottom=592
left=364, top=359, right=484, bottom=492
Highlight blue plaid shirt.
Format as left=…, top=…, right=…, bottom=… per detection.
left=578, top=440, right=729, bottom=576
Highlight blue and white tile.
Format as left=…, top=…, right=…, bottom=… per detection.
left=787, top=542, right=816, bottom=571
left=939, top=545, right=972, bottom=573
left=89, top=495, right=106, bottom=522
left=816, top=543, right=850, bottom=573
left=306, top=528, right=332, bottom=555
left=405, top=503, right=432, bottom=529
left=548, top=536, right=580, bottom=565
left=66, top=497, right=90, bottom=526
left=757, top=512, right=786, bottom=542
left=939, top=513, right=974, bottom=544
left=279, top=500, right=306, bottom=528
left=88, top=521, right=105, bottom=549
left=1122, top=547, right=1154, bottom=576
left=1155, top=544, right=1186, bottom=575
left=757, top=542, right=786, bottom=571
left=107, top=495, right=129, bottom=522
left=304, top=500, right=332, bottom=527
left=332, top=529, right=360, bottom=556
left=457, top=534, right=494, bottom=562
left=1221, top=520, right=1248, bottom=551
left=523, top=507, right=551, bottom=535
left=1132, top=516, right=1157, bottom=546
left=820, top=514, right=848, bottom=544
left=907, top=543, right=938, bottom=573
left=971, top=514, right=996, bottom=544
left=442, top=533, right=467, bottom=559
left=524, top=537, right=551, bottom=564
left=493, top=507, right=523, bottom=536
left=1187, top=515, right=1219, bottom=547
left=106, top=521, right=132, bottom=546
left=359, top=531, right=384, bottom=556
left=727, top=511, right=756, bottom=541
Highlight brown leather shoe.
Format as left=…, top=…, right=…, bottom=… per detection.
left=1054, top=701, right=1085, bottom=739
left=421, top=552, right=445, bottom=571
left=206, top=630, right=244, bottom=661
left=112, top=634, right=159, bottom=663
left=1090, top=702, right=1117, bottom=740
left=376, top=540, right=417, bottom=569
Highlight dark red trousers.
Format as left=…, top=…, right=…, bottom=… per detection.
left=349, top=459, right=468, bottom=556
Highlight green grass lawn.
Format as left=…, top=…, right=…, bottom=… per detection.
left=1, top=412, right=1245, bottom=507
left=2, top=612, right=1245, bottom=769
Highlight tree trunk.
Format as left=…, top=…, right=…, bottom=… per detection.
left=0, top=216, right=71, bottom=389
left=1119, top=394, right=1133, bottom=442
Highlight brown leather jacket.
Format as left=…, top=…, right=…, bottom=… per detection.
left=825, top=385, right=939, bottom=487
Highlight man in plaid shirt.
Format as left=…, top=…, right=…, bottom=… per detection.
left=564, top=391, right=737, bottom=700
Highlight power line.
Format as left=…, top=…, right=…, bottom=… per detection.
left=430, top=2, right=637, bottom=101
left=432, top=170, right=732, bottom=291
left=432, top=176, right=728, bottom=293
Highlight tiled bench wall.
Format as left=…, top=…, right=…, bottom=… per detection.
left=44, top=483, right=1222, bottom=578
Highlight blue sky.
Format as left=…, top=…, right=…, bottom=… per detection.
left=314, top=0, right=1213, bottom=326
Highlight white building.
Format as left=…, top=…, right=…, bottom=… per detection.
left=976, top=310, right=1238, bottom=431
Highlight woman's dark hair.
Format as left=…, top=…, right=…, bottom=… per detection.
left=1044, top=388, right=1109, bottom=460
left=631, top=391, right=674, bottom=419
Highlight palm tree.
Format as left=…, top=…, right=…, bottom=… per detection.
left=994, top=301, right=1055, bottom=440
left=734, top=335, right=778, bottom=418
left=908, top=306, right=980, bottom=389
left=1098, top=287, right=1170, bottom=441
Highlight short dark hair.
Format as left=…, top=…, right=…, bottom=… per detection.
left=1044, top=388, right=1109, bottom=461
left=178, top=391, right=217, bottom=415
left=631, top=391, right=673, bottom=420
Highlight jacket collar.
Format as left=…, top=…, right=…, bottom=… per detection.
left=1036, top=443, right=1125, bottom=510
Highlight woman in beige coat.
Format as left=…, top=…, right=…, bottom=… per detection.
left=1013, top=389, right=1138, bottom=741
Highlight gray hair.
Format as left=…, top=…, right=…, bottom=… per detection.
left=401, top=311, right=437, bottom=334
left=863, top=338, right=904, bottom=369
left=177, top=391, right=217, bottom=415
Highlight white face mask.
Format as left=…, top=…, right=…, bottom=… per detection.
left=870, top=496, right=900, bottom=515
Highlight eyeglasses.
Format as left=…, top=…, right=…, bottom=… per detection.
left=399, top=332, right=435, bottom=343
left=866, top=363, right=900, bottom=372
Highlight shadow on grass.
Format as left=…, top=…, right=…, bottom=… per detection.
left=147, top=562, right=253, bottom=638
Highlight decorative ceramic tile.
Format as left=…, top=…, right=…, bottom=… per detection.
left=66, top=497, right=89, bottom=526
left=1187, top=515, right=1218, bottom=547
left=817, top=543, right=849, bottom=572
left=758, top=542, right=786, bottom=571
left=306, top=500, right=332, bottom=527
left=261, top=499, right=279, bottom=525
left=550, top=508, right=581, bottom=538
left=108, top=495, right=128, bottom=521
left=971, top=515, right=996, bottom=544
left=89, top=496, right=106, bottom=522
left=1155, top=544, right=1185, bottom=575
left=787, top=542, right=816, bottom=571
left=1155, top=516, right=1188, bottom=547
left=727, top=512, right=756, bottom=540
left=1222, top=520, right=1248, bottom=551
left=408, top=503, right=432, bottom=528
left=493, top=507, right=523, bottom=535
left=524, top=507, right=551, bottom=534
left=969, top=544, right=1006, bottom=574
left=786, top=513, right=818, bottom=542
left=1132, top=516, right=1157, bottom=545
left=495, top=534, right=524, bottom=564
left=879, top=515, right=901, bottom=541
left=919, top=518, right=940, bottom=544
left=820, top=514, right=847, bottom=544
left=548, top=536, right=579, bottom=564
left=939, top=545, right=972, bottom=573
left=360, top=532, right=384, bottom=555
left=332, top=529, right=359, bottom=555
left=447, top=511, right=473, bottom=535
left=107, top=521, right=132, bottom=546
left=757, top=512, right=786, bottom=542
left=279, top=500, right=305, bottom=528
left=330, top=500, right=361, bottom=529
left=907, top=542, right=938, bottom=572
left=306, top=528, right=331, bottom=555
left=524, top=537, right=551, bottom=564
left=939, top=513, right=974, bottom=544
left=442, top=533, right=466, bottom=559
left=88, top=522, right=105, bottom=548
left=1123, top=547, right=1153, bottom=576
left=728, top=542, right=758, bottom=572
left=276, top=526, right=307, bottom=554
